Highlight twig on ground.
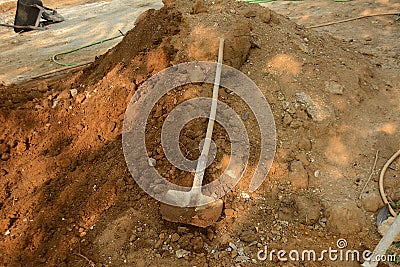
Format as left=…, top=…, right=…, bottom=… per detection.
left=73, top=252, right=96, bottom=267
left=307, top=12, right=400, bottom=29
left=0, top=23, right=47, bottom=31
left=359, top=150, right=379, bottom=199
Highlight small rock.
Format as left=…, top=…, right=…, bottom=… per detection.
left=0, top=169, right=7, bottom=176
left=296, top=92, right=332, bottom=122
left=325, top=81, right=345, bottom=95
left=288, top=161, right=309, bottom=189
left=75, top=94, right=86, bottom=104
left=52, top=100, right=59, bottom=108
left=42, top=98, right=51, bottom=108
left=58, top=158, right=71, bottom=168
left=154, top=239, right=163, bottom=249
left=154, top=105, right=163, bottom=118
left=231, top=250, right=238, bottom=258
left=243, top=9, right=257, bottom=18
left=178, top=233, right=194, bottom=248
left=135, top=258, right=146, bottom=267
left=229, top=242, right=238, bottom=250
left=241, top=192, right=250, bottom=199
left=206, top=228, right=214, bottom=240
left=270, top=12, right=280, bottom=24
left=15, top=141, right=27, bottom=153
left=4, top=229, right=10, bottom=235
left=287, top=106, right=296, bottom=114
left=260, top=9, right=271, bottom=23
left=296, top=153, right=309, bottom=166
left=378, top=217, right=400, bottom=242
left=236, top=255, right=250, bottom=263
left=171, top=233, right=180, bottom=242
left=1, top=153, right=10, bottom=161
left=326, top=201, right=366, bottom=235
left=224, top=208, right=235, bottom=217
left=298, top=138, right=312, bottom=151
left=295, top=195, right=321, bottom=225
left=192, top=236, right=204, bottom=251
left=76, top=124, right=84, bottom=131
left=177, top=226, right=189, bottom=234
left=57, top=90, right=70, bottom=100
left=282, top=114, right=293, bottom=126
left=70, top=89, right=78, bottom=98
left=240, top=229, right=257, bottom=243
left=361, top=191, right=384, bottom=212
left=290, top=119, right=303, bottom=129
left=175, top=249, right=190, bottom=258
left=0, top=143, right=9, bottom=155
left=241, top=112, right=249, bottom=121
left=129, top=233, right=137, bottom=242
left=107, top=122, right=116, bottom=133
left=148, top=158, right=156, bottom=167
left=192, top=0, right=207, bottom=14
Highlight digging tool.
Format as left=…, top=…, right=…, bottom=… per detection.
left=160, top=38, right=225, bottom=227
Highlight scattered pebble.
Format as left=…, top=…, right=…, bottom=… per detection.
left=240, top=229, right=257, bottom=243
left=325, top=81, right=345, bottom=95
left=177, top=226, right=189, bottom=234
left=175, top=249, right=190, bottom=258
left=224, top=209, right=235, bottom=217
left=75, top=94, right=86, bottom=104
left=148, top=158, right=156, bottom=167
left=70, top=89, right=78, bottom=98
left=171, top=233, right=180, bottom=242
left=240, top=192, right=250, bottom=199
left=241, top=112, right=249, bottom=121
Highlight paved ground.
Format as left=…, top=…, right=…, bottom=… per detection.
left=0, top=0, right=162, bottom=84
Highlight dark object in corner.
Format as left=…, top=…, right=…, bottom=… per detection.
left=13, top=0, right=64, bottom=33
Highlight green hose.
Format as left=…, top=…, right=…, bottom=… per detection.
left=51, top=31, right=124, bottom=67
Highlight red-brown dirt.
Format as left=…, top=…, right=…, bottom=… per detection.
left=1, top=0, right=400, bottom=266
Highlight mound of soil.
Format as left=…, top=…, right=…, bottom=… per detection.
left=0, top=0, right=398, bottom=266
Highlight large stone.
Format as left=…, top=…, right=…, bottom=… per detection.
left=361, top=191, right=384, bottom=212
left=295, top=92, right=333, bottom=122
left=326, top=201, right=366, bottom=235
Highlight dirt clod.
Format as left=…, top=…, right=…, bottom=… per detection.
left=192, top=0, right=207, bottom=14
left=288, top=160, right=309, bottom=189
left=361, top=191, right=384, bottom=213
left=326, top=201, right=366, bottom=235
left=295, top=195, right=321, bottom=225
